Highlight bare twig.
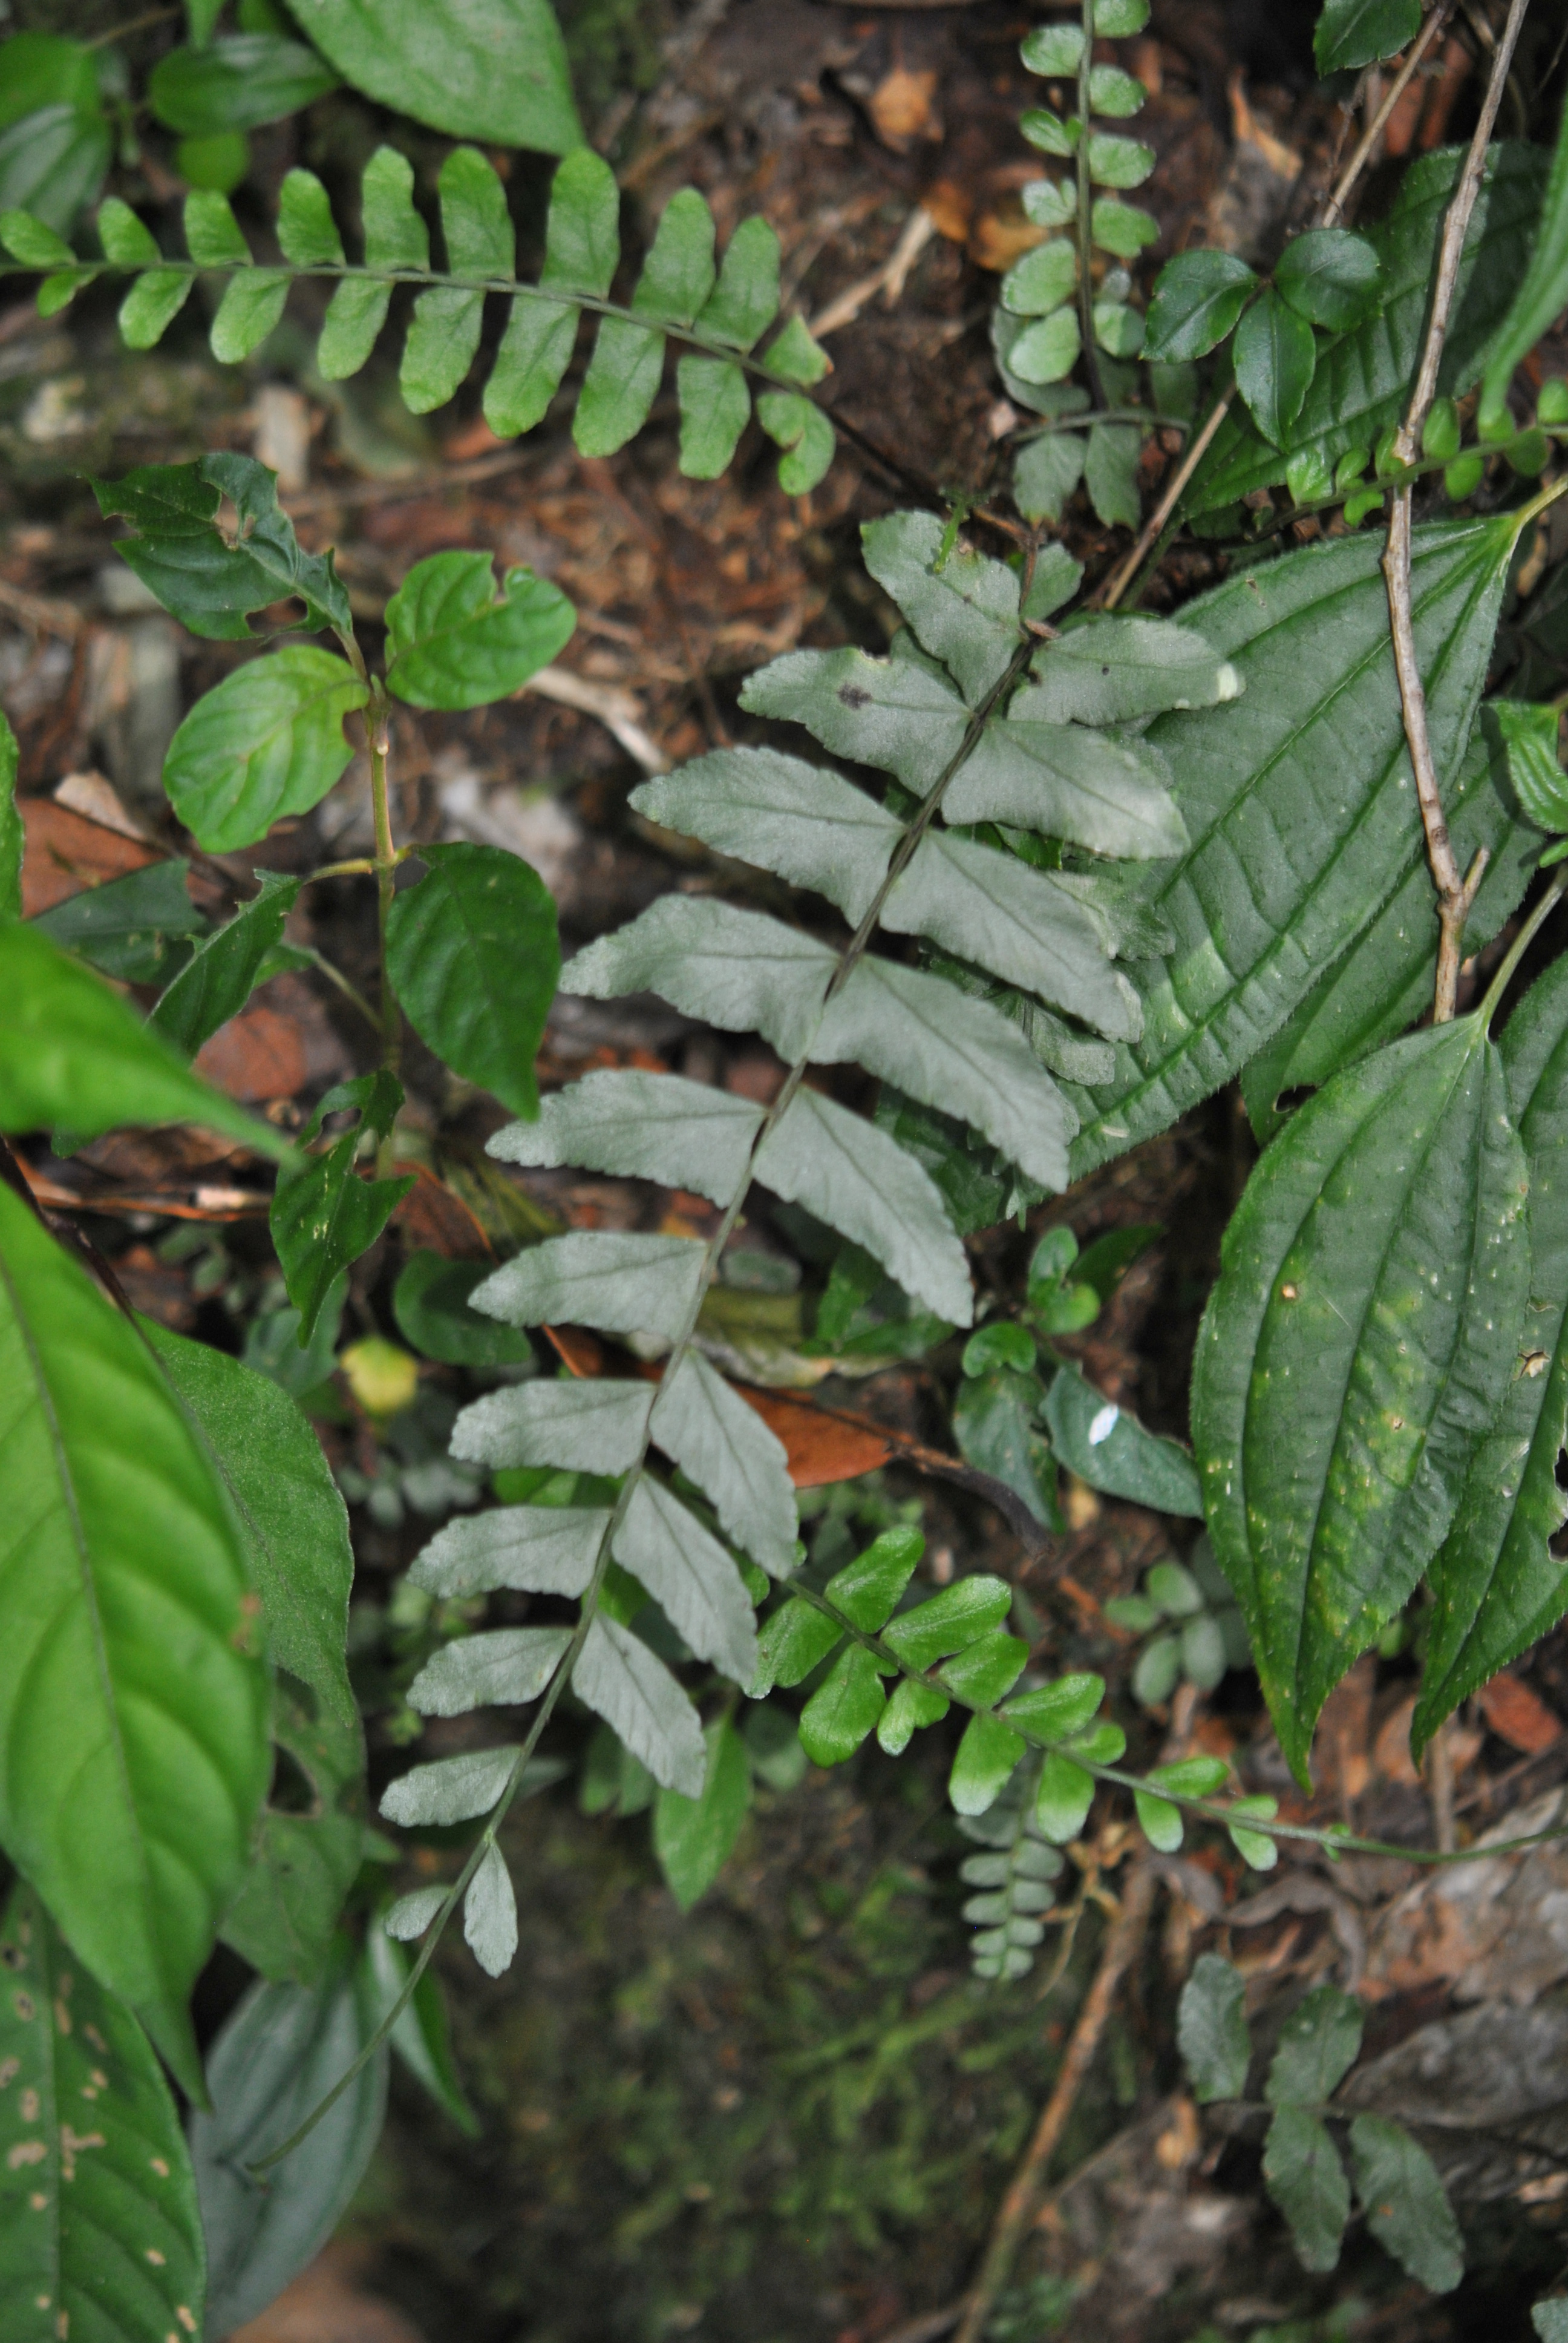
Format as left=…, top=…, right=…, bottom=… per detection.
left=1096, top=390, right=1235, bottom=610
left=807, top=206, right=936, bottom=339
left=949, top=1858, right=1158, bottom=2343
left=1322, top=4, right=1460, bottom=226
left=1382, top=0, right=1531, bottom=1021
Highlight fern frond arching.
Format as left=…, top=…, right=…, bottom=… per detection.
left=0, top=143, right=834, bottom=493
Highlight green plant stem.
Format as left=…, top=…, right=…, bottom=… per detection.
left=1076, top=0, right=1106, bottom=413
left=1478, top=870, right=1568, bottom=1024
left=365, top=687, right=400, bottom=1176
left=1014, top=405, right=1190, bottom=442
left=299, top=946, right=381, bottom=1036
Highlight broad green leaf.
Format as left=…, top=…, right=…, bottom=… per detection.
left=540, top=146, right=618, bottom=297
left=276, top=165, right=343, bottom=266
left=270, top=1075, right=413, bottom=1343
left=1068, top=516, right=1520, bottom=1175
left=379, top=1745, right=518, bottom=1827
left=1132, top=1786, right=1183, bottom=1850
left=411, top=1502, right=609, bottom=1598
left=408, top=1625, right=572, bottom=1715
left=0, top=920, right=293, bottom=1158
left=361, top=140, right=426, bottom=270
left=150, top=870, right=302, bottom=1058
left=573, top=1613, right=706, bottom=1795
left=393, top=1251, right=536, bottom=1367
left=1264, top=2106, right=1350, bottom=2273
left=31, top=856, right=204, bottom=985
left=650, top=1351, right=797, bottom=1579
left=886, top=831, right=1138, bottom=1040
left=755, top=390, right=835, bottom=493
left=654, top=1719, right=751, bottom=1910
left=463, top=1840, right=518, bottom=1975
left=940, top=1630, right=1029, bottom=1706
left=613, top=1479, right=759, bottom=1684
left=401, top=284, right=483, bottom=413
left=1005, top=306, right=1082, bottom=387
left=485, top=294, right=578, bottom=435
left=561, top=896, right=836, bottom=1063
left=677, top=354, right=750, bottom=477
left=1092, top=198, right=1158, bottom=257
left=0, top=710, right=18, bottom=921
left=219, top=1670, right=365, bottom=1985
left=1084, top=419, right=1141, bottom=527
left=191, top=1945, right=388, bottom=2338
left=1267, top=1983, right=1363, bottom=2105
left=953, top=1368, right=1055, bottom=1526
left=635, top=744, right=899, bottom=920
left=1417, top=954, right=1568, bottom=1747
left=185, top=187, right=248, bottom=265
left=949, top=1713, right=1026, bottom=1815
left=1194, top=1017, right=1529, bottom=1781
left=799, top=1643, right=887, bottom=1764
left=574, top=316, right=665, bottom=457
left=1021, top=22, right=1082, bottom=71
left=385, top=839, right=559, bottom=1115
left=1086, top=132, right=1155, bottom=188
left=0, top=33, right=97, bottom=128
left=1482, top=90, right=1568, bottom=425
left=824, top=1526, right=924, bottom=1630
left=148, top=33, right=336, bottom=133
left=0, top=79, right=109, bottom=237
left=94, top=453, right=348, bottom=640
left=286, top=0, right=581, bottom=152
left=1240, top=721, right=1539, bottom=1142
left=474, top=1230, right=705, bottom=1340
left=0, top=208, right=74, bottom=267
left=696, top=214, right=780, bottom=350
left=1234, top=288, right=1316, bottom=448
left=440, top=143, right=512, bottom=279
left=1189, top=144, right=1547, bottom=516
left=1491, top=698, right=1568, bottom=831
left=1088, top=64, right=1145, bottom=114
left=119, top=266, right=195, bottom=347
left=882, top=1575, right=1012, bottom=1669
left=862, top=510, right=1022, bottom=703
left=1275, top=228, right=1382, bottom=330
left=384, top=551, right=576, bottom=710
left=755, top=1084, right=973, bottom=1325
left=490, top=1067, right=760, bottom=1205
left=1092, top=301, right=1143, bottom=359
left=144, top=1322, right=354, bottom=1722
left=815, top=953, right=1076, bottom=1190
left=0, top=1188, right=269, bottom=2092
left=1315, top=0, right=1420, bottom=72
left=1348, top=2114, right=1464, bottom=2292
left=452, top=1377, right=655, bottom=1474
left=1044, top=1364, right=1201, bottom=1515
left=877, top=1675, right=950, bottom=1754
left=0, top=1884, right=204, bottom=2343
left=1145, top=248, right=1256, bottom=361
left=1178, top=1953, right=1250, bottom=2103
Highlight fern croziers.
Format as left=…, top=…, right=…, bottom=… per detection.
left=374, top=510, right=1240, bottom=1979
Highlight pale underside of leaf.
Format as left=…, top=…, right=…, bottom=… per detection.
left=631, top=747, right=899, bottom=923
left=410, top=1504, right=610, bottom=1599
left=560, top=897, right=835, bottom=1064
left=470, top=1230, right=708, bottom=1341
left=451, top=1378, right=655, bottom=1474
left=407, top=1625, right=572, bottom=1716
left=489, top=1068, right=762, bottom=1204
left=572, top=1613, right=707, bottom=1795
left=649, top=1350, right=797, bottom=1577
left=612, top=1478, right=758, bottom=1683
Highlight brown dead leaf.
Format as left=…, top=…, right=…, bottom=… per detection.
left=1371, top=1696, right=1421, bottom=1787
left=391, top=1162, right=492, bottom=1260
left=1316, top=1656, right=1375, bottom=1800
left=1362, top=1784, right=1568, bottom=2004
left=867, top=65, right=940, bottom=152
left=735, top=1386, right=893, bottom=1487
left=194, top=1006, right=309, bottom=1103
left=1478, top=1670, right=1563, bottom=1755
left=19, top=795, right=158, bottom=916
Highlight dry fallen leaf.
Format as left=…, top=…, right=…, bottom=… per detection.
left=19, top=794, right=159, bottom=916
left=867, top=64, right=941, bottom=152
left=194, top=1005, right=310, bottom=1104
left=391, top=1161, right=493, bottom=1260
left=1477, top=1669, right=1563, bottom=1756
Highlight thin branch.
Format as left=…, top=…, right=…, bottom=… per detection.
left=1382, top=0, right=1532, bottom=1021
left=950, top=1858, right=1158, bottom=2343
left=1096, top=390, right=1235, bottom=611
left=1322, top=4, right=1460, bottom=227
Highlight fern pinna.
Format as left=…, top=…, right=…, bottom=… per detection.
left=375, top=511, right=1238, bottom=1973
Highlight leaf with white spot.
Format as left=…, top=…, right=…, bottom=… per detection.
left=739, top=643, right=969, bottom=795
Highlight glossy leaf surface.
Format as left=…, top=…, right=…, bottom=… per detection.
left=286, top=0, right=581, bottom=152
left=385, top=841, right=559, bottom=1118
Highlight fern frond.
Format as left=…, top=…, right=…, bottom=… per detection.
left=374, top=510, right=1238, bottom=1967
left=0, top=146, right=832, bottom=491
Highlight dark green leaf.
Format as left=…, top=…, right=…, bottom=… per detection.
left=798, top=1643, right=887, bottom=1764
left=440, top=143, right=512, bottom=279
left=1264, top=2106, right=1350, bottom=2273
left=1188, top=145, right=1547, bottom=517
left=163, top=648, right=366, bottom=850
left=401, top=283, right=483, bottom=413
left=1044, top=1364, right=1202, bottom=1514
left=1084, top=421, right=1141, bottom=528
left=1267, top=1982, right=1363, bottom=2105
left=1348, top=2114, right=1465, bottom=2292
left=1417, top=954, right=1568, bottom=1748
left=1276, top=228, right=1382, bottom=329
left=653, top=1718, right=751, bottom=1910
left=881, top=1576, right=1013, bottom=1669
left=385, top=841, right=560, bottom=1118
left=0, top=33, right=97, bottom=128
left=1315, top=0, right=1420, bottom=72
left=540, top=147, right=618, bottom=297
left=1178, top=1952, right=1250, bottom=2102
left=1144, top=248, right=1256, bottom=362
left=1013, top=428, right=1086, bottom=525
left=756, top=392, right=835, bottom=494
left=1194, top=1017, right=1529, bottom=1781
left=0, top=51, right=109, bottom=234
left=0, top=1185, right=270, bottom=2093
left=270, top=1075, right=414, bottom=1343
left=750, top=1597, right=843, bottom=1694
left=1491, top=699, right=1568, bottom=832
left=150, top=869, right=302, bottom=1057
left=288, top=0, right=581, bottom=153
left=219, top=1670, right=365, bottom=1984
left=384, top=551, right=576, bottom=710
left=144, top=1320, right=355, bottom=1722
left=31, top=856, right=205, bottom=984
left=1481, top=88, right=1568, bottom=425
left=485, top=294, right=578, bottom=436
left=0, top=1884, right=205, bottom=2343
left=147, top=34, right=338, bottom=133
left=94, top=451, right=350, bottom=640
left=393, top=1250, right=536, bottom=1366
left=633, top=185, right=716, bottom=326
left=191, top=1941, right=388, bottom=2339
left=953, top=1367, right=1056, bottom=1527
left=1234, top=288, right=1317, bottom=448
left=823, top=1525, right=924, bottom=1630
left=0, top=919, right=293, bottom=1158
left=1068, top=516, right=1520, bottom=1176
